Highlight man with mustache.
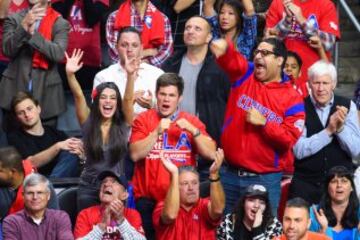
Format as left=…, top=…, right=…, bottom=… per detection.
left=210, top=37, right=305, bottom=215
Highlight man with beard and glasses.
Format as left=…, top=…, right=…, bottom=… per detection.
left=0, top=147, right=58, bottom=222
left=210, top=38, right=305, bottom=215
left=7, top=91, right=84, bottom=178
left=273, top=198, right=330, bottom=240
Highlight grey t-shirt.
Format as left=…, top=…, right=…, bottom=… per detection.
left=178, top=56, right=203, bottom=115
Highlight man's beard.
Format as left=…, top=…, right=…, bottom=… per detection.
left=0, top=179, right=12, bottom=188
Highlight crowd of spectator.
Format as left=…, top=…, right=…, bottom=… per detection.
left=0, top=0, right=360, bottom=239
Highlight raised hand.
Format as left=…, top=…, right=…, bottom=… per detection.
left=22, top=3, right=46, bottom=34
left=135, top=90, right=153, bottom=109
left=312, top=206, right=328, bottom=233
left=65, top=48, right=84, bottom=75
left=176, top=118, right=197, bottom=134
left=157, top=118, right=171, bottom=135
left=160, top=151, right=178, bottom=175
left=123, top=51, right=141, bottom=77
left=210, top=39, right=228, bottom=58
left=109, top=199, right=125, bottom=223
left=209, top=148, right=224, bottom=175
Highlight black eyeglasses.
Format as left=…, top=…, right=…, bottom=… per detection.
left=253, top=49, right=276, bottom=57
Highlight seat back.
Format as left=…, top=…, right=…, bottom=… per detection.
left=58, top=186, right=78, bottom=229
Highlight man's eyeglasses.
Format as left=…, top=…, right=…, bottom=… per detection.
left=253, top=49, right=277, bottom=57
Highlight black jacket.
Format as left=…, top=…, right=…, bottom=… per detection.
left=162, top=49, right=230, bottom=147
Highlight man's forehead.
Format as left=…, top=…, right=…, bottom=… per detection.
left=25, top=183, right=47, bottom=191
left=186, top=17, right=209, bottom=29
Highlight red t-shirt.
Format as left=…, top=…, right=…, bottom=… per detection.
left=272, top=232, right=331, bottom=240
left=130, top=109, right=210, bottom=201
left=52, top=0, right=109, bottom=67
left=153, top=198, right=220, bottom=240
left=266, top=0, right=340, bottom=81
left=0, top=0, right=29, bottom=62
left=74, top=205, right=144, bottom=239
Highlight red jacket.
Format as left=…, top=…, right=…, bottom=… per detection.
left=217, top=43, right=305, bottom=173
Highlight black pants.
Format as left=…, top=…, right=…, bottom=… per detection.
left=288, top=176, right=324, bottom=205
left=136, top=197, right=156, bottom=240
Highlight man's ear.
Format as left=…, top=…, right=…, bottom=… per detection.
left=206, top=32, right=212, bottom=44
left=120, top=191, right=129, bottom=201
left=179, top=95, right=183, bottom=103
left=37, top=105, right=41, bottom=115
left=277, top=56, right=284, bottom=68
left=307, top=218, right=311, bottom=229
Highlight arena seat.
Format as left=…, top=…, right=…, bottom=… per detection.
left=277, top=177, right=292, bottom=222
left=58, top=186, right=78, bottom=229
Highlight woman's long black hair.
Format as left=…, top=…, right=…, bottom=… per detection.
left=84, top=82, right=128, bottom=167
left=318, top=166, right=359, bottom=229
left=232, top=194, right=274, bottom=240
left=219, top=0, right=244, bottom=40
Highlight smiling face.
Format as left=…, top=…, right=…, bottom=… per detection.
left=98, top=88, right=118, bottom=120
left=309, top=74, right=335, bottom=107
left=328, top=175, right=353, bottom=204
left=243, top=197, right=266, bottom=222
left=179, top=171, right=200, bottom=207
left=283, top=207, right=310, bottom=240
left=14, top=99, right=42, bottom=130
left=23, top=182, right=50, bottom=214
left=219, top=4, right=238, bottom=33
left=253, top=42, right=284, bottom=83
left=99, top=176, right=128, bottom=204
left=156, top=85, right=182, bottom=118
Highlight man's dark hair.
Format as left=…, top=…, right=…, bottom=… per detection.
left=156, top=73, right=184, bottom=96
left=0, top=147, right=23, bottom=172
left=286, top=197, right=310, bottom=216
left=287, top=51, right=303, bottom=68
left=262, top=38, right=288, bottom=70
left=117, top=26, right=142, bottom=44
left=10, top=91, right=39, bottom=114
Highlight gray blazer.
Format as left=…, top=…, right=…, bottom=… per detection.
left=0, top=9, right=70, bottom=119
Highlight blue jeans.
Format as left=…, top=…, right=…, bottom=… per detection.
left=220, top=166, right=282, bottom=216
left=49, top=151, right=79, bottom=178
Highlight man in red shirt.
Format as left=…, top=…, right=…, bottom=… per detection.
left=153, top=149, right=225, bottom=240
left=129, top=72, right=216, bottom=239
left=74, top=170, right=145, bottom=239
left=265, top=0, right=340, bottom=82
left=210, top=38, right=305, bottom=215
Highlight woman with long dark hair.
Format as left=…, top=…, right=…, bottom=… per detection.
left=203, top=0, right=257, bottom=60
left=65, top=49, right=136, bottom=211
left=310, top=166, right=360, bottom=239
left=217, top=184, right=282, bottom=240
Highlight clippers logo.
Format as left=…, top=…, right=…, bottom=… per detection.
left=237, top=94, right=283, bottom=124
left=144, top=15, right=152, bottom=29
left=149, top=132, right=192, bottom=163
